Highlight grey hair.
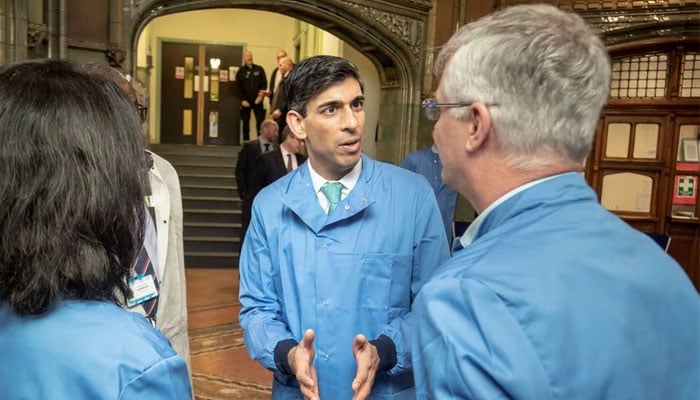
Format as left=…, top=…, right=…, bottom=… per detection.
left=435, top=4, right=611, bottom=169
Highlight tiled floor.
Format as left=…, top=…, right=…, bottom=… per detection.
left=187, top=268, right=272, bottom=399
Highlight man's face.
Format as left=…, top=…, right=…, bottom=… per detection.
left=243, top=51, right=253, bottom=65
left=293, top=78, right=365, bottom=180
left=432, top=80, right=466, bottom=188
left=284, top=135, right=303, bottom=154
left=278, top=60, right=290, bottom=75
left=262, top=123, right=279, bottom=142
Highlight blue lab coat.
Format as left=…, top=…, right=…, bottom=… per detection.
left=412, top=173, right=700, bottom=399
left=239, top=154, right=450, bottom=399
left=400, top=146, right=458, bottom=244
left=0, top=300, right=192, bottom=399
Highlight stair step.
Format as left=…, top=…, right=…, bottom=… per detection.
left=184, top=222, right=241, bottom=237
left=185, top=251, right=239, bottom=269
left=179, top=174, right=235, bottom=187
left=150, top=144, right=239, bottom=157
left=162, top=154, right=235, bottom=167
left=173, top=164, right=235, bottom=176
left=185, top=236, right=239, bottom=253
left=184, top=208, right=240, bottom=224
left=181, top=185, right=238, bottom=198
left=182, top=196, right=240, bottom=210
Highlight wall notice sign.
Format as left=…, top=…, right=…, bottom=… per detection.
left=220, top=69, right=229, bottom=82
left=673, top=175, right=697, bottom=205
left=175, top=66, right=185, bottom=79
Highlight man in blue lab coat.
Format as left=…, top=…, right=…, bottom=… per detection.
left=411, top=4, right=700, bottom=399
left=239, top=55, right=450, bottom=400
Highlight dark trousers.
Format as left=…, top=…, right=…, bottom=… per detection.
left=241, top=103, right=265, bottom=141
left=240, top=197, right=253, bottom=252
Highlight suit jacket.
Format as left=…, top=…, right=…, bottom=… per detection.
left=269, top=67, right=281, bottom=107
left=236, top=139, right=276, bottom=201
left=148, top=151, right=191, bottom=375
left=250, top=148, right=307, bottom=199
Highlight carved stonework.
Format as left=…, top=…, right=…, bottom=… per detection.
left=27, top=22, right=48, bottom=50
left=106, top=43, right=127, bottom=68
left=498, top=0, right=700, bottom=9
left=341, top=1, right=424, bottom=65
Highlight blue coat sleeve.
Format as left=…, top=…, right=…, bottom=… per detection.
left=412, top=279, right=553, bottom=400
left=238, top=199, right=295, bottom=370
left=381, top=189, right=450, bottom=375
left=118, top=355, right=192, bottom=399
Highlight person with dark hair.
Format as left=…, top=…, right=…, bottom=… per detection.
left=236, top=50, right=267, bottom=141
left=0, top=59, right=192, bottom=398
left=411, top=5, right=700, bottom=399
left=236, top=118, right=279, bottom=249
left=250, top=126, right=306, bottom=198
left=80, top=62, right=191, bottom=373
left=238, top=55, right=450, bottom=399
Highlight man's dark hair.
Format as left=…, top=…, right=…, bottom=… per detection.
left=0, top=59, right=147, bottom=315
left=285, top=55, right=364, bottom=117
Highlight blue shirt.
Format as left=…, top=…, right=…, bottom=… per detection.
left=412, top=173, right=700, bottom=399
left=400, top=146, right=458, bottom=243
left=239, top=154, right=450, bottom=399
left=0, top=300, right=192, bottom=399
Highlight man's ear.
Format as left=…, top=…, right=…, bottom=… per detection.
left=287, top=110, right=307, bottom=140
left=464, top=102, right=492, bottom=152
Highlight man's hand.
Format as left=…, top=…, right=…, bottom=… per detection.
left=241, top=100, right=251, bottom=108
left=289, top=329, right=319, bottom=400
left=254, top=95, right=264, bottom=104
left=351, top=334, right=380, bottom=400
left=271, top=109, right=282, bottom=120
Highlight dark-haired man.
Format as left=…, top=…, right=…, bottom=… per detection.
left=250, top=126, right=306, bottom=198
left=238, top=55, right=449, bottom=400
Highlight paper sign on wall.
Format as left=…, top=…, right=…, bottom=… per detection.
left=175, top=66, right=184, bottom=79
left=673, top=175, right=697, bottom=205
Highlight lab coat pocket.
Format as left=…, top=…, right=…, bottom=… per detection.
left=360, top=254, right=411, bottom=326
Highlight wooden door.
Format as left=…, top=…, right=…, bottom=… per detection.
left=160, top=41, right=243, bottom=145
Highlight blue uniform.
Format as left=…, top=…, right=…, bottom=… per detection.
left=400, top=147, right=458, bottom=243
left=412, top=173, right=700, bottom=399
left=239, top=154, right=450, bottom=399
left=0, top=300, right=192, bottom=399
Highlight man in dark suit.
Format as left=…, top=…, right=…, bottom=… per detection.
left=235, top=119, right=279, bottom=247
left=250, top=126, right=306, bottom=198
left=267, top=49, right=288, bottom=108
left=270, top=56, right=294, bottom=134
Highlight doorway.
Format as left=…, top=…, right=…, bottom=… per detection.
left=160, top=41, right=243, bottom=145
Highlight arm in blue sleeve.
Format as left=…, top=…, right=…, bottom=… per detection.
left=379, top=187, right=451, bottom=375
left=238, top=199, right=295, bottom=371
left=412, top=279, right=553, bottom=400
left=119, top=355, right=192, bottom=399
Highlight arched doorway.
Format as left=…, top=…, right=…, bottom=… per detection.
left=125, top=0, right=432, bottom=163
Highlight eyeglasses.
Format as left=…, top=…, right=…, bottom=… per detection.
left=135, top=104, right=148, bottom=123
left=421, top=97, right=498, bottom=121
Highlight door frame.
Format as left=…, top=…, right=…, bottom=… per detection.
left=156, top=37, right=246, bottom=145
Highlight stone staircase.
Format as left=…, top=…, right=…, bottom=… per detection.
left=150, top=144, right=240, bottom=268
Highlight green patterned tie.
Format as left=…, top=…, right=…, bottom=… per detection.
left=320, top=182, right=343, bottom=214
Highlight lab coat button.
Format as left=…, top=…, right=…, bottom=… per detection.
left=344, top=205, right=350, bottom=210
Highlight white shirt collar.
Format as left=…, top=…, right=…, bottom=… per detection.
left=308, top=159, right=362, bottom=213
left=459, top=173, right=569, bottom=248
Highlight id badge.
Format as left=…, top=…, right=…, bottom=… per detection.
left=127, top=274, right=159, bottom=308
